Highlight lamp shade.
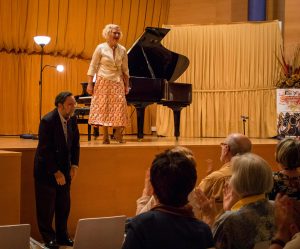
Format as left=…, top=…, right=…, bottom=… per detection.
left=56, top=65, right=64, bottom=72
left=34, top=36, right=51, bottom=46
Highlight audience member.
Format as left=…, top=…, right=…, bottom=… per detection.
left=192, top=133, right=252, bottom=218
left=136, top=134, right=252, bottom=218
left=195, top=153, right=275, bottom=249
left=268, top=138, right=300, bottom=200
left=136, top=146, right=193, bottom=215
left=123, top=147, right=214, bottom=249
left=269, top=194, right=300, bottom=249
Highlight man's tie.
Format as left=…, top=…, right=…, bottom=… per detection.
left=63, top=121, right=68, bottom=143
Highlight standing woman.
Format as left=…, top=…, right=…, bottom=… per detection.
left=87, top=24, right=130, bottom=144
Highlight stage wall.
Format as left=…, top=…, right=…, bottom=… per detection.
left=2, top=141, right=277, bottom=240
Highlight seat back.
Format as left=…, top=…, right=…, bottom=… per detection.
left=253, top=240, right=271, bottom=249
left=73, top=215, right=126, bottom=249
left=0, top=224, right=30, bottom=249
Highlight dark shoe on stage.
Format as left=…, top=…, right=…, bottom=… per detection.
left=57, top=238, right=74, bottom=246
left=45, top=240, right=59, bottom=249
left=102, top=137, right=110, bottom=144
left=114, top=128, right=126, bottom=143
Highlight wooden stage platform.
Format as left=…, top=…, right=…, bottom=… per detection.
left=0, top=135, right=279, bottom=240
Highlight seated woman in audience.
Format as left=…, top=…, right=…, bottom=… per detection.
left=123, top=148, right=214, bottom=249
left=268, top=138, right=300, bottom=200
left=269, top=193, right=300, bottom=249
left=195, top=153, right=275, bottom=249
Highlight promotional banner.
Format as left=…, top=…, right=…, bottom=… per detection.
left=277, top=89, right=300, bottom=136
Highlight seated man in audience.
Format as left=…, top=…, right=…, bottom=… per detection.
left=123, top=148, right=214, bottom=249
left=136, top=134, right=252, bottom=219
left=193, top=133, right=252, bottom=217
left=269, top=194, right=300, bottom=249
left=136, top=146, right=193, bottom=214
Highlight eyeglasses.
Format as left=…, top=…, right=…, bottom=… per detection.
left=220, top=142, right=228, bottom=146
left=112, top=31, right=121, bottom=36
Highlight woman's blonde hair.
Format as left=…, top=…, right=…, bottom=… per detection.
left=276, top=138, right=300, bottom=169
left=230, top=153, right=273, bottom=197
left=102, top=24, right=123, bottom=39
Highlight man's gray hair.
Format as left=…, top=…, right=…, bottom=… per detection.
left=226, top=133, right=252, bottom=156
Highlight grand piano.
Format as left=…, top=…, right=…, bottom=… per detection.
left=75, top=27, right=192, bottom=140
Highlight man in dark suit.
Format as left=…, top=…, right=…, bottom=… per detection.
left=34, top=91, right=80, bottom=249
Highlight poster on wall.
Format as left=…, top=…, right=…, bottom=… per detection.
left=277, top=89, right=300, bottom=137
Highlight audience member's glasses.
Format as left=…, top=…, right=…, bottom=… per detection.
left=220, top=142, right=228, bottom=146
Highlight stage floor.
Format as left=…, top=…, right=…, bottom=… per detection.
left=0, top=134, right=278, bottom=150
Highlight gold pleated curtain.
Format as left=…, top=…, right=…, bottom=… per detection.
left=157, top=21, right=282, bottom=138
left=0, top=0, right=170, bottom=135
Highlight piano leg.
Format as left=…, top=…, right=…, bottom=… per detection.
left=165, top=105, right=184, bottom=140
left=88, top=124, right=91, bottom=141
left=133, top=103, right=151, bottom=140
left=94, top=127, right=99, bottom=139
left=136, top=106, right=146, bottom=139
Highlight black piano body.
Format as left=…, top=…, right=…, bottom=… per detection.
left=75, top=27, right=192, bottom=140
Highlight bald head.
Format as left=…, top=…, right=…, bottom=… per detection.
left=226, top=133, right=252, bottom=156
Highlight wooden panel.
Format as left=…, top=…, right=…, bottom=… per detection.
left=216, top=0, right=231, bottom=23
left=14, top=142, right=277, bottom=240
left=0, top=150, right=21, bottom=225
left=231, top=0, right=248, bottom=22
left=168, top=0, right=218, bottom=25
left=168, top=0, right=249, bottom=25
left=0, top=137, right=278, bottom=240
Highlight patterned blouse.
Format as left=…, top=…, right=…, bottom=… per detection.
left=268, top=172, right=300, bottom=200
left=213, top=198, right=275, bottom=249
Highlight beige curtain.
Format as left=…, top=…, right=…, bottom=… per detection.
left=0, top=0, right=170, bottom=135
left=156, top=21, right=282, bottom=138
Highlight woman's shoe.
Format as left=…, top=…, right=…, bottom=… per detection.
left=102, top=126, right=110, bottom=144
left=116, top=136, right=126, bottom=143
left=115, top=127, right=126, bottom=143
left=102, top=137, right=110, bottom=144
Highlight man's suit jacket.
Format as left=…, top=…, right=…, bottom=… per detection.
left=34, top=108, right=80, bottom=185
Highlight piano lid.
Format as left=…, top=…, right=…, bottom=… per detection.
left=127, top=27, right=189, bottom=82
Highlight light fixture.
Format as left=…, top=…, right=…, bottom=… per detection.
left=56, top=65, right=64, bottom=72
left=21, top=36, right=64, bottom=140
left=33, top=36, right=64, bottom=120
left=33, top=36, right=51, bottom=47
left=42, top=64, right=65, bottom=73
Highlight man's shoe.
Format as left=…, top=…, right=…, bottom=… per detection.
left=57, top=238, right=74, bottom=246
left=45, top=240, right=59, bottom=249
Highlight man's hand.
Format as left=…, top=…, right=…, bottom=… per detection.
left=273, top=193, right=293, bottom=243
left=193, top=187, right=217, bottom=227
left=142, top=168, right=153, bottom=197
left=54, top=170, right=66, bottom=185
left=70, top=166, right=78, bottom=180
